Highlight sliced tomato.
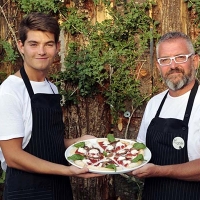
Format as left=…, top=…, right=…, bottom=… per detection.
left=125, top=152, right=138, bottom=159
left=89, top=158, right=100, bottom=164
left=98, top=142, right=107, bottom=150
left=115, top=142, right=126, bottom=152
left=75, top=149, right=85, bottom=156
left=117, top=160, right=123, bottom=165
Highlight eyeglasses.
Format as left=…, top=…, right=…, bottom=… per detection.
left=157, top=53, right=194, bottom=66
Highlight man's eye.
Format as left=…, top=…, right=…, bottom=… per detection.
left=160, top=58, right=170, bottom=63
left=176, top=55, right=186, bottom=61
left=30, top=43, right=37, bottom=46
left=46, top=43, right=54, bottom=47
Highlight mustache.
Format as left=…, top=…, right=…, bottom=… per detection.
left=166, top=68, right=184, bottom=76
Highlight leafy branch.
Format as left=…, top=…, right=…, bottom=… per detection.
left=0, top=3, right=21, bottom=61
left=56, top=0, right=159, bottom=123
left=185, top=0, right=200, bottom=53
left=0, top=3, right=18, bottom=48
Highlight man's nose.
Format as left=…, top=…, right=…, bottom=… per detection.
left=169, top=58, right=177, bottom=68
left=38, top=46, right=46, bottom=55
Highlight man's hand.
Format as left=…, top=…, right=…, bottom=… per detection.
left=130, top=159, right=200, bottom=181
left=68, top=165, right=105, bottom=178
left=131, top=163, right=160, bottom=178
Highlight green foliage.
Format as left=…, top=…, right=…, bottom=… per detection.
left=185, top=0, right=200, bottom=53
left=0, top=40, right=19, bottom=64
left=61, top=7, right=90, bottom=35
left=126, top=175, right=144, bottom=200
left=57, top=0, right=159, bottom=121
left=12, top=0, right=65, bottom=14
left=0, top=171, right=5, bottom=184
left=185, top=0, right=200, bottom=20
left=185, top=0, right=200, bottom=79
left=0, top=40, right=18, bottom=84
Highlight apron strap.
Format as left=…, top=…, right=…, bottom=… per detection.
left=20, top=67, right=56, bottom=96
left=46, top=78, right=55, bottom=94
left=155, top=80, right=199, bottom=122
left=20, top=67, right=34, bottom=98
left=155, top=91, right=168, bottom=117
left=183, top=79, right=199, bottom=123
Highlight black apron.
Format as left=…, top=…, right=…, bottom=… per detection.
left=143, top=80, right=200, bottom=200
left=3, top=67, right=73, bottom=200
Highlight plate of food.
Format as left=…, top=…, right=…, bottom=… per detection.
left=65, top=134, right=151, bottom=174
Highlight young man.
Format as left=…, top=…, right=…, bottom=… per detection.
left=0, top=12, right=102, bottom=200
left=131, top=32, right=200, bottom=200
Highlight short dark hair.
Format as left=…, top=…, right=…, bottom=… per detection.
left=19, top=12, right=60, bottom=44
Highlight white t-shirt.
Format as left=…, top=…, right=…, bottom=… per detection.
left=137, top=87, right=200, bottom=162
left=0, top=75, right=58, bottom=170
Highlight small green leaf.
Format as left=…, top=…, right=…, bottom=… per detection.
left=131, top=154, right=144, bottom=163
left=107, top=134, right=116, bottom=142
left=105, top=164, right=117, bottom=171
left=67, top=154, right=84, bottom=161
left=103, top=151, right=107, bottom=156
left=0, top=171, right=5, bottom=184
left=74, top=142, right=85, bottom=148
left=133, top=142, right=146, bottom=150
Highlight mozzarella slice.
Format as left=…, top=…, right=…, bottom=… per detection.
left=116, top=149, right=126, bottom=154
left=115, top=141, right=125, bottom=149
left=106, top=145, right=114, bottom=151
left=77, top=147, right=87, bottom=155
left=122, top=160, right=131, bottom=165
left=85, top=141, right=93, bottom=148
left=102, top=140, right=110, bottom=146
left=130, top=149, right=138, bottom=155
left=117, top=156, right=126, bottom=161
left=88, top=149, right=100, bottom=158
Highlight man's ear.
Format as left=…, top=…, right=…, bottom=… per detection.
left=17, top=40, right=24, bottom=54
left=56, top=41, right=61, bottom=53
left=193, top=54, right=199, bottom=71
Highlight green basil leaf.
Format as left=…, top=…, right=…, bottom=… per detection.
left=74, top=142, right=85, bottom=148
left=103, top=151, right=107, bottom=156
left=67, top=154, right=84, bottom=161
left=107, top=134, right=116, bottom=142
left=105, top=164, right=117, bottom=172
left=133, top=142, right=146, bottom=150
left=131, top=154, right=145, bottom=163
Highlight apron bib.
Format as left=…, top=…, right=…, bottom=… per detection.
left=143, top=80, right=200, bottom=200
left=3, top=67, right=73, bottom=200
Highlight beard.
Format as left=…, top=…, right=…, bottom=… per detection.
left=161, top=66, right=196, bottom=91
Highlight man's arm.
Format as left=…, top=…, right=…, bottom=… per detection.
left=131, top=160, right=200, bottom=181
left=0, top=138, right=103, bottom=178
